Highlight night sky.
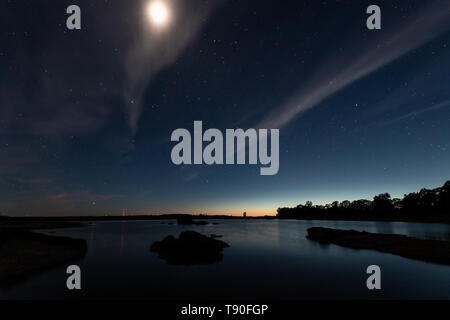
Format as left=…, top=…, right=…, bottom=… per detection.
left=1, top=0, right=449, bottom=216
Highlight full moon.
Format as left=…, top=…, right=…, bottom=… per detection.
left=146, top=1, right=170, bottom=27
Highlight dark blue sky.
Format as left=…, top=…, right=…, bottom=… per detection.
left=0, top=0, right=449, bottom=216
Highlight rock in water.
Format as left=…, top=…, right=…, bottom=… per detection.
left=306, top=227, right=450, bottom=265
left=150, top=231, right=229, bottom=265
left=0, top=229, right=87, bottom=286
left=176, top=216, right=208, bottom=225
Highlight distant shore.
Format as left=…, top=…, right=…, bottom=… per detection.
left=0, top=214, right=264, bottom=223
left=1, top=214, right=449, bottom=224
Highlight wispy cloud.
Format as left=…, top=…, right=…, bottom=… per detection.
left=180, top=165, right=200, bottom=182
left=124, top=0, right=224, bottom=133
left=0, top=9, right=120, bottom=139
left=48, top=191, right=122, bottom=203
left=15, top=177, right=52, bottom=185
left=259, top=2, right=450, bottom=129
left=377, top=99, right=450, bottom=127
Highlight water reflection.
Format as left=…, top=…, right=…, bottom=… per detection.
left=374, top=221, right=393, bottom=234
left=0, top=220, right=449, bottom=300
left=120, top=221, right=125, bottom=256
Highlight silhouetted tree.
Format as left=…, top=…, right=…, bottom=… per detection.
left=438, top=181, right=450, bottom=211
left=392, top=198, right=402, bottom=209
left=373, top=193, right=394, bottom=213
left=341, top=200, right=351, bottom=209
left=402, top=192, right=420, bottom=213
left=349, top=199, right=372, bottom=212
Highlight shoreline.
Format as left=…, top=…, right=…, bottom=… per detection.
left=0, top=220, right=88, bottom=230
left=0, top=228, right=87, bottom=287
left=1, top=215, right=449, bottom=224
left=306, top=227, right=450, bottom=266
left=277, top=215, right=450, bottom=224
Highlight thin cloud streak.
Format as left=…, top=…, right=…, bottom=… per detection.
left=378, top=99, right=450, bottom=127
left=259, top=2, right=450, bottom=129
left=124, top=0, right=223, bottom=134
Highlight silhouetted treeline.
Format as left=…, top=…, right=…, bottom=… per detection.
left=277, top=180, right=450, bottom=222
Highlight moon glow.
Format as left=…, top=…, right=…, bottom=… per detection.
left=146, top=1, right=170, bottom=27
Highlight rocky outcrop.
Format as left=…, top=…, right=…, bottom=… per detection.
left=150, top=231, right=229, bottom=265
left=0, top=229, right=87, bottom=286
left=306, top=227, right=450, bottom=265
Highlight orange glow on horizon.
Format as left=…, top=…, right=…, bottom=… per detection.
left=146, top=208, right=277, bottom=217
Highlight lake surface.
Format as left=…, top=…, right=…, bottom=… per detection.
left=1, top=220, right=450, bottom=300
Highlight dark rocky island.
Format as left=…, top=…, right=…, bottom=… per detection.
left=0, top=229, right=88, bottom=286
left=306, top=227, right=450, bottom=265
left=150, top=231, right=229, bottom=265
left=177, top=216, right=208, bottom=225
left=177, top=216, right=208, bottom=226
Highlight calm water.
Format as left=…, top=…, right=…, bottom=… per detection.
left=1, top=220, right=450, bottom=300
